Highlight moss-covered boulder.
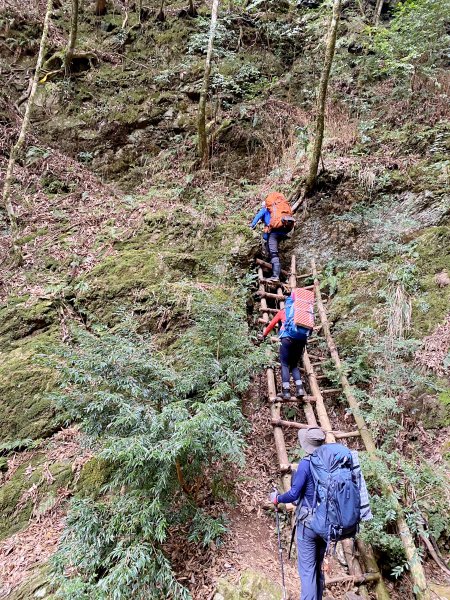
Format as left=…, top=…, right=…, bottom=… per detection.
left=76, top=456, right=114, bottom=498
left=0, top=297, right=56, bottom=350
left=7, top=567, right=54, bottom=600
left=411, top=226, right=450, bottom=337
left=0, top=455, right=72, bottom=540
left=214, top=569, right=283, bottom=600
left=74, top=207, right=256, bottom=325
left=0, top=331, right=59, bottom=442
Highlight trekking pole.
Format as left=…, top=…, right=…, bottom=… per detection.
left=274, top=500, right=288, bottom=600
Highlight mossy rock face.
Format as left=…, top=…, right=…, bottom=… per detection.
left=0, top=455, right=73, bottom=540
left=0, top=298, right=56, bottom=350
left=76, top=457, right=114, bottom=498
left=215, top=569, right=283, bottom=600
left=74, top=209, right=256, bottom=324
left=328, top=270, right=381, bottom=342
left=7, top=566, right=54, bottom=600
left=411, top=226, right=450, bottom=337
left=0, top=331, right=60, bottom=442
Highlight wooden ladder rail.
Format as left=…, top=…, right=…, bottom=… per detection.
left=311, top=259, right=429, bottom=600
left=290, top=256, right=372, bottom=600
left=259, top=266, right=291, bottom=495
left=260, top=256, right=386, bottom=596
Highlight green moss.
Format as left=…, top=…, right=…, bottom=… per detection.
left=0, top=331, right=59, bottom=442
left=75, top=209, right=256, bottom=323
left=0, top=455, right=73, bottom=540
left=328, top=270, right=381, bottom=344
left=411, top=226, right=450, bottom=336
left=216, top=569, right=282, bottom=600
left=0, top=298, right=56, bottom=350
left=8, top=566, right=54, bottom=600
left=76, top=457, right=114, bottom=499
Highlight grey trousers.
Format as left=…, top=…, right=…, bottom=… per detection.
left=265, top=231, right=287, bottom=278
left=297, top=525, right=327, bottom=600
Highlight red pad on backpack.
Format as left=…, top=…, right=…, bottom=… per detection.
left=293, top=287, right=314, bottom=330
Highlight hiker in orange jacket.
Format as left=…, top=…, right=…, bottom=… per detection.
left=250, top=193, right=294, bottom=282
left=261, top=291, right=308, bottom=399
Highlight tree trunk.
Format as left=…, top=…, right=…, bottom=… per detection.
left=1, top=0, right=53, bottom=263
left=95, top=0, right=106, bottom=16
left=197, top=0, right=220, bottom=164
left=311, top=259, right=430, bottom=600
left=65, top=0, right=79, bottom=75
left=374, top=0, right=384, bottom=25
left=304, top=0, right=341, bottom=197
left=187, top=0, right=198, bottom=17
left=155, top=0, right=165, bottom=21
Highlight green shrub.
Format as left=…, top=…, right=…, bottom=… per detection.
left=47, top=300, right=264, bottom=599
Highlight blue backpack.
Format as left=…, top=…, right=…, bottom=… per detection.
left=305, top=443, right=361, bottom=544
left=283, top=297, right=311, bottom=341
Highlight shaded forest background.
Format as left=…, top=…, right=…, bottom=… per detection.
left=0, top=0, right=449, bottom=598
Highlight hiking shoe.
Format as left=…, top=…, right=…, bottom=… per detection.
left=296, top=384, right=306, bottom=398
left=267, top=275, right=280, bottom=282
left=280, top=388, right=291, bottom=400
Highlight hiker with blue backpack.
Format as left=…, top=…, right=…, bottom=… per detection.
left=250, top=192, right=295, bottom=282
left=261, top=289, right=313, bottom=399
left=269, top=428, right=371, bottom=600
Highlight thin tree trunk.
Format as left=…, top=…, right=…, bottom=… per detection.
left=311, top=260, right=430, bottom=600
left=197, top=0, right=220, bottom=164
left=95, top=0, right=106, bottom=16
left=122, top=0, right=129, bottom=28
left=304, top=0, right=341, bottom=197
left=65, top=0, right=79, bottom=76
left=374, top=0, right=384, bottom=25
left=155, top=0, right=165, bottom=21
left=2, top=0, right=53, bottom=262
left=187, top=0, right=198, bottom=17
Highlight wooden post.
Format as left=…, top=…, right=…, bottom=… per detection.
left=311, top=259, right=426, bottom=600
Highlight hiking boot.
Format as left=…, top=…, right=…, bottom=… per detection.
left=267, top=275, right=280, bottom=282
left=277, top=388, right=291, bottom=400
left=296, top=383, right=306, bottom=398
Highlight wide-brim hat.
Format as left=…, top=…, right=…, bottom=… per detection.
left=298, top=427, right=326, bottom=454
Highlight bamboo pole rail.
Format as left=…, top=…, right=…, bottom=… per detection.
left=311, top=259, right=426, bottom=600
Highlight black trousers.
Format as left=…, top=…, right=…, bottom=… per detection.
left=280, top=336, right=306, bottom=386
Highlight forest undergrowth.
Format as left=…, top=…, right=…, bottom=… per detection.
left=0, top=0, right=449, bottom=597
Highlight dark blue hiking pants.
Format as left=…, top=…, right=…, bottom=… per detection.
left=265, top=231, right=287, bottom=278
left=280, top=336, right=306, bottom=388
left=297, top=525, right=326, bottom=600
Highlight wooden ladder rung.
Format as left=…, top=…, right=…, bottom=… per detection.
left=269, top=395, right=316, bottom=403
left=271, top=419, right=360, bottom=439
left=257, top=290, right=286, bottom=300
left=258, top=306, right=279, bottom=313
left=256, top=258, right=289, bottom=277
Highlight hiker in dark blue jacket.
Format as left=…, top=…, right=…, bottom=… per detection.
left=250, top=201, right=288, bottom=282
left=270, top=427, right=327, bottom=600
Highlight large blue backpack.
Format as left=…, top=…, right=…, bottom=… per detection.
left=283, top=297, right=311, bottom=341
left=306, top=443, right=361, bottom=543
